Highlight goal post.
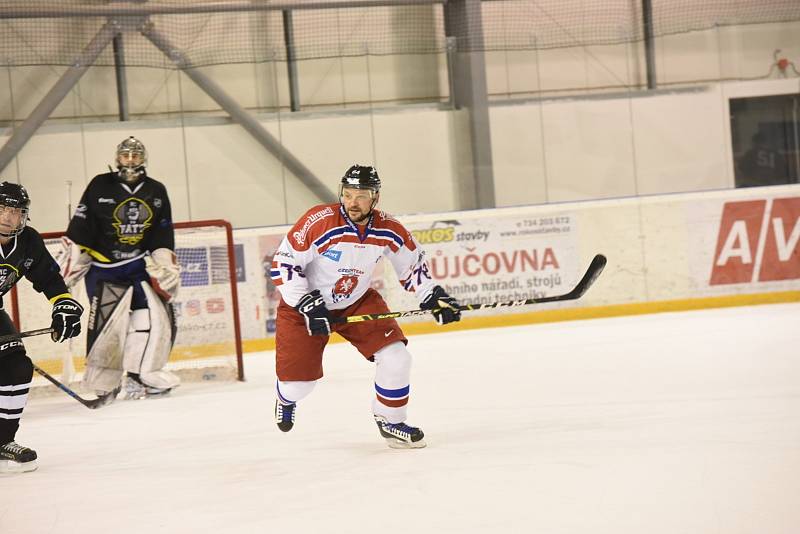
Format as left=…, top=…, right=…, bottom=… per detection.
left=173, top=219, right=244, bottom=381
left=8, top=219, right=245, bottom=394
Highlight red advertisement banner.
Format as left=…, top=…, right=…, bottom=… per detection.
left=711, top=197, right=800, bottom=285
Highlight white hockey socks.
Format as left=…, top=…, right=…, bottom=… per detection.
left=372, top=341, right=412, bottom=424
left=276, top=380, right=316, bottom=405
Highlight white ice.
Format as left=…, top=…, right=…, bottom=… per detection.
left=3, top=303, right=800, bottom=534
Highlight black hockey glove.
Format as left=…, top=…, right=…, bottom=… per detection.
left=420, top=286, right=462, bottom=325
left=51, top=297, right=84, bottom=342
left=295, top=290, right=332, bottom=336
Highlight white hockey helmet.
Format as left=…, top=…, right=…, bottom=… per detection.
left=115, top=136, right=147, bottom=183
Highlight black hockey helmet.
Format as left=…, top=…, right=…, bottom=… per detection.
left=339, top=165, right=381, bottom=223
left=340, top=164, right=380, bottom=193
left=0, top=181, right=30, bottom=237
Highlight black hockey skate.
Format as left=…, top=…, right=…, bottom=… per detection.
left=274, top=400, right=296, bottom=432
left=374, top=416, right=426, bottom=449
left=0, top=441, right=38, bottom=474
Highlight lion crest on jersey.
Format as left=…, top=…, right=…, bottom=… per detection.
left=331, top=274, right=359, bottom=303
left=0, top=264, right=19, bottom=294
left=112, top=197, right=153, bottom=245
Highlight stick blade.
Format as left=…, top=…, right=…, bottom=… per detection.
left=570, top=254, right=607, bottom=298
left=87, top=386, right=121, bottom=409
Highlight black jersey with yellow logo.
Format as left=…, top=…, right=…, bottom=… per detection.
left=66, top=172, right=175, bottom=264
left=0, top=226, right=68, bottom=309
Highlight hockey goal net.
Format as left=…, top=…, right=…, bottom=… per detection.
left=9, top=219, right=244, bottom=395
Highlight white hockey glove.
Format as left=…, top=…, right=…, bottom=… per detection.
left=54, top=237, right=92, bottom=288
left=144, top=248, right=181, bottom=302
left=51, top=296, right=84, bottom=342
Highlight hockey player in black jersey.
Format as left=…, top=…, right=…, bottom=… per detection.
left=0, top=182, right=84, bottom=474
left=57, top=136, right=181, bottom=402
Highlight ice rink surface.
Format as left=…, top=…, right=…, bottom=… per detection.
left=2, top=302, right=799, bottom=534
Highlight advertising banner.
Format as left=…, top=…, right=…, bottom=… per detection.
left=381, top=210, right=582, bottom=318
left=686, top=190, right=800, bottom=297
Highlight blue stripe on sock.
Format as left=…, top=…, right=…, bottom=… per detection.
left=374, top=383, right=410, bottom=399
left=276, top=381, right=294, bottom=405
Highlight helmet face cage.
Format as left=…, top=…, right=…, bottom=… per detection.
left=115, top=136, right=147, bottom=183
left=0, top=182, right=30, bottom=237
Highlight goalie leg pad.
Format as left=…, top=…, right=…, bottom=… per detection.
left=122, top=282, right=180, bottom=390
left=372, top=341, right=412, bottom=424
left=82, top=281, right=133, bottom=393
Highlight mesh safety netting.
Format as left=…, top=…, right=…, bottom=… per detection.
left=1, top=0, right=798, bottom=67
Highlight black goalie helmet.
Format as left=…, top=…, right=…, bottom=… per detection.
left=339, top=164, right=381, bottom=195
left=115, top=136, right=147, bottom=183
left=0, top=181, right=31, bottom=237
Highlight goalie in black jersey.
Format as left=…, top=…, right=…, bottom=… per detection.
left=57, top=136, right=181, bottom=402
left=0, top=182, right=83, bottom=474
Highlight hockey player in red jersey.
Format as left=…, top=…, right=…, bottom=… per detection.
left=270, top=164, right=461, bottom=448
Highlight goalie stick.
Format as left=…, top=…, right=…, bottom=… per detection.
left=0, top=327, right=117, bottom=409
left=332, top=253, right=607, bottom=324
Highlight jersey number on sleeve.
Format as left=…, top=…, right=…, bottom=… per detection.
left=279, top=263, right=306, bottom=281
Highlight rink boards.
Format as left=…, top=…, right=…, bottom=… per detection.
left=231, top=183, right=800, bottom=348
left=14, top=183, right=800, bottom=377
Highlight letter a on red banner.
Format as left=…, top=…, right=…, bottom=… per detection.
left=710, top=200, right=766, bottom=285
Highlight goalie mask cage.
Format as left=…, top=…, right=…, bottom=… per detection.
left=9, top=219, right=244, bottom=395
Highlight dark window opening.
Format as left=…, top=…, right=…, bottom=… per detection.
left=730, top=93, right=800, bottom=188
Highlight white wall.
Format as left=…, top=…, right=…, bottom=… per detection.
left=2, top=77, right=798, bottom=233
left=1, top=105, right=461, bottom=231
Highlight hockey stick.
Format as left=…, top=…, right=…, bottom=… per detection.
left=32, top=364, right=118, bottom=410
left=333, top=253, right=607, bottom=324
left=0, top=327, right=55, bottom=345
left=0, top=327, right=116, bottom=409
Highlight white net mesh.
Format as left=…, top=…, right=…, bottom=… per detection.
left=10, top=221, right=243, bottom=395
